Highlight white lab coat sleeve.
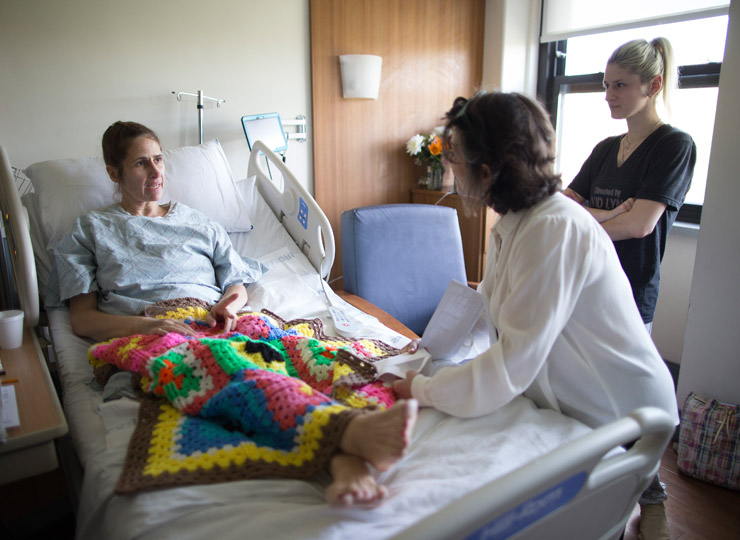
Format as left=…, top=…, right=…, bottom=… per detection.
left=411, top=213, right=594, bottom=418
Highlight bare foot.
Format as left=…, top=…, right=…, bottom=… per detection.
left=325, top=453, right=389, bottom=507
left=340, top=399, right=418, bottom=472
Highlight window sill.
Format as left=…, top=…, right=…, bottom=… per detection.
left=673, top=221, right=700, bottom=231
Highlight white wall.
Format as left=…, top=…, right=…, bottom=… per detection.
left=652, top=225, right=698, bottom=364
left=677, top=2, right=740, bottom=406
left=0, top=0, right=313, bottom=190
left=483, top=0, right=540, bottom=96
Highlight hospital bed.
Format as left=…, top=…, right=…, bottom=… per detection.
left=0, top=139, right=674, bottom=540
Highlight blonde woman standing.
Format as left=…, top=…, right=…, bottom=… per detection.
left=564, top=38, right=696, bottom=333
left=564, top=38, right=696, bottom=540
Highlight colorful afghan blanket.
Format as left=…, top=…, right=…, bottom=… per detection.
left=88, top=299, right=401, bottom=494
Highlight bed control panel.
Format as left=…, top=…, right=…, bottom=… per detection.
left=297, top=197, right=309, bottom=230
left=466, top=471, right=585, bottom=539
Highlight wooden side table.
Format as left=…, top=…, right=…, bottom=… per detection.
left=0, top=325, right=68, bottom=485
left=411, top=189, right=496, bottom=284
left=335, top=290, right=419, bottom=340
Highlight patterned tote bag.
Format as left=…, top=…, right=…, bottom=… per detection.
left=677, top=392, right=739, bottom=490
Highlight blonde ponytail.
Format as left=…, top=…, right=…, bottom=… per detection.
left=651, top=37, right=675, bottom=118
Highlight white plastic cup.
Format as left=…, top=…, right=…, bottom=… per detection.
left=0, top=310, right=24, bottom=349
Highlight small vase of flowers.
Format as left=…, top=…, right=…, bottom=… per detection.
left=406, top=129, right=447, bottom=190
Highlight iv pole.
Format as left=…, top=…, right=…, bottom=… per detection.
left=172, top=90, right=226, bottom=144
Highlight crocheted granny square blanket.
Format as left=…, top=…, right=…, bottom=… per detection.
left=88, top=299, right=401, bottom=494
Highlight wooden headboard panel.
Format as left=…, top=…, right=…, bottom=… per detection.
left=310, top=0, right=485, bottom=285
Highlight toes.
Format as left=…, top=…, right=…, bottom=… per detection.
left=329, top=484, right=387, bottom=508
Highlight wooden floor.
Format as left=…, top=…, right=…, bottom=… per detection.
left=623, top=443, right=740, bottom=540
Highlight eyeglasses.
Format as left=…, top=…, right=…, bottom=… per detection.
left=442, top=143, right=462, bottom=165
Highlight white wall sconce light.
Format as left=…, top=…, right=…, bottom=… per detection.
left=339, top=54, right=383, bottom=99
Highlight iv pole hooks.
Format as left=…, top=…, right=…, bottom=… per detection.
left=172, top=90, right=226, bottom=144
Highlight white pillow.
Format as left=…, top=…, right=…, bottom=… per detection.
left=24, top=139, right=253, bottom=251
left=25, top=155, right=115, bottom=251
left=159, top=140, right=253, bottom=233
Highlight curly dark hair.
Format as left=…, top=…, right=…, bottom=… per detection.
left=102, top=121, right=161, bottom=175
left=443, top=92, right=561, bottom=214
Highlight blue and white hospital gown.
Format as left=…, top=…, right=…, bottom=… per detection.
left=47, top=202, right=265, bottom=316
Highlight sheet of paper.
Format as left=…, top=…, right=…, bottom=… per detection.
left=374, top=349, right=432, bottom=379
left=2, top=384, right=20, bottom=430
left=421, top=279, right=485, bottom=360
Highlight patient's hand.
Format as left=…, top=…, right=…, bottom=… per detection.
left=392, top=370, right=418, bottom=399
left=136, top=317, right=197, bottom=337
left=401, top=339, right=421, bottom=354
left=207, top=292, right=241, bottom=333
left=70, top=292, right=199, bottom=341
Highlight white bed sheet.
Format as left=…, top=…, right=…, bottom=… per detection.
left=75, top=396, right=590, bottom=540
left=35, top=176, right=592, bottom=540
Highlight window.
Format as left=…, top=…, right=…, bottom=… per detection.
left=538, top=12, right=729, bottom=224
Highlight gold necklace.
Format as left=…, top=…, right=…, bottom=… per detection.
left=618, top=119, right=663, bottom=167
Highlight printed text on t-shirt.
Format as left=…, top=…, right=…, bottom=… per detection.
left=591, top=186, right=624, bottom=210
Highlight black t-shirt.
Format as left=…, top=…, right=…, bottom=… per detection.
left=568, top=124, right=696, bottom=323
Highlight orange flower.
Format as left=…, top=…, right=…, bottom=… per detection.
left=428, top=135, right=442, bottom=156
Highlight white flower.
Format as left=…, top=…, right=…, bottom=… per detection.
left=433, top=125, right=445, bottom=136
left=406, top=134, right=425, bottom=156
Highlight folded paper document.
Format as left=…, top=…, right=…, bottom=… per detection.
left=421, top=279, right=485, bottom=360
left=374, top=349, right=431, bottom=379
left=375, top=280, right=485, bottom=379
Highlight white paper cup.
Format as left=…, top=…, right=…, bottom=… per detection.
left=0, top=310, right=24, bottom=349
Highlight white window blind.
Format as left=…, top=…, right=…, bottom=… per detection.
left=540, top=0, right=730, bottom=42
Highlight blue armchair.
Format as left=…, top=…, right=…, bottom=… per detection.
left=341, top=203, right=467, bottom=336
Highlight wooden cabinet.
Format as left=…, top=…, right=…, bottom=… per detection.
left=0, top=326, right=68, bottom=485
left=411, top=189, right=495, bottom=284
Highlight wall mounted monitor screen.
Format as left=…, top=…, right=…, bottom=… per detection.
left=241, top=113, right=288, bottom=153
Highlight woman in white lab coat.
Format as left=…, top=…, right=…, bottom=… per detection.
left=393, top=91, right=677, bottom=538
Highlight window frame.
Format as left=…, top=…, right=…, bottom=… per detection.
left=537, top=41, right=722, bottom=225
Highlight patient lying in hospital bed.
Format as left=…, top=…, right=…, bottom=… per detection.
left=46, top=120, right=419, bottom=507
